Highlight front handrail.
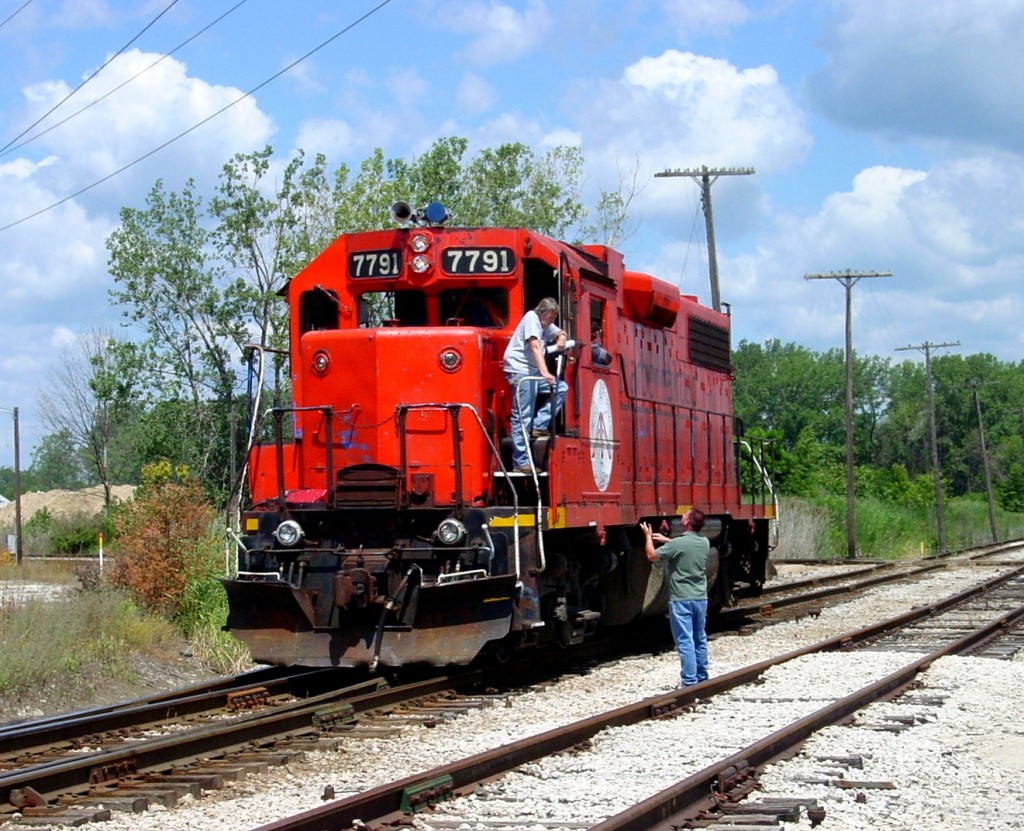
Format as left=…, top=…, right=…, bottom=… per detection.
left=396, top=402, right=522, bottom=579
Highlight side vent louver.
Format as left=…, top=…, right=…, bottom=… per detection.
left=689, top=317, right=731, bottom=372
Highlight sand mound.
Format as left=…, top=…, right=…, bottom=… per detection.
left=0, top=485, right=135, bottom=525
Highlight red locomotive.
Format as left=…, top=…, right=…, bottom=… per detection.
left=222, top=202, right=776, bottom=670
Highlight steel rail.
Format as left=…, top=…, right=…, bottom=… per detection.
left=594, top=583, right=1024, bottom=830
left=0, top=673, right=466, bottom=812
left=3, top=556, right=1020, bottom=822
left=718, top=558, right=944, bottom=626
left=0, top=666, right=354, bottom=754
left=247, top=564, right=1024, bottom=831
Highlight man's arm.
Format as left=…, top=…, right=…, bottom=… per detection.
left=528, top=337, right=556, bottom=384
left=640, top=521, right=660, bottom=563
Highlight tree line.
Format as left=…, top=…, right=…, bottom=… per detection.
left=6, top=138, right=628, bottom=511
left=732, top=340, right=1024, bottom=513
left=1, top=139, right=1021, bottom=522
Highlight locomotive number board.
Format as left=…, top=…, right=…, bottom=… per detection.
left=349, top=249, right=402, bottom=278
left=442, top=247, right=515, bottom=275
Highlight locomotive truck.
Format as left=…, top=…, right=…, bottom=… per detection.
left=221, top=201, right=776, bottom=670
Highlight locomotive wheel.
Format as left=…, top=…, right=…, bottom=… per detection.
left=490, top=632, right=522, bottom=664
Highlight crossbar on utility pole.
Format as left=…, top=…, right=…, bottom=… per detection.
left=655, top=165, right=754, bottom=312
left=896, top=340, right=959, bottom=553
left=805, top=270, right=892, bottom=559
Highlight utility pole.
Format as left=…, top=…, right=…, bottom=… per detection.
left=896, top=340, right=959, bottom=553
left=805, top=270, right=892, bottom=559
left=0, top=406, right=23, bottom=565
left=655, top=165, right=754, bottom=312
left=969, top=380, right=998, bottom=543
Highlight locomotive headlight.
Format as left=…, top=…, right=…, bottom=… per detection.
left=274, top=520, right=304, bottom=547
left=312, top=350, right=330, bottom=376
left=437, top=518, right=466, bottom=546
left=411, top=233, right=430, bottom=253
left=411, top=253, right=431, bottom=273
left=439, top=348, right=463, bottom=372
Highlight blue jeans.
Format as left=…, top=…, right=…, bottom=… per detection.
left=506, top=373, right=567, bottom=469
left=668, top=598, right=708, bottom=686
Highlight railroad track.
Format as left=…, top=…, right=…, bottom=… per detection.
left=0, top=665, right=364, bottom=757
left=242, top=562, right=1024, bottom=830
left=1, top=547, right=1021, bottom=829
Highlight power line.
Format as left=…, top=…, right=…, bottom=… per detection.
left=0, top=0, right=35, bottom=30
left=1, top=0, right=251, bottom=158
left=0, top=0, right=183, bottom=155
left=0, top=0, right=396, bottom=234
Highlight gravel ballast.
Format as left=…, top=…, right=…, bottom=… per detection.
left=9, top=560, right=1023, bottom=831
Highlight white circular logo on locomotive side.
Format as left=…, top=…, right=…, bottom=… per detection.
left=589, top=379, right=614, bottom=491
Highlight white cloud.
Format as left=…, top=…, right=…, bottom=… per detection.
left=569, top=49, right=809, bottom=249
left=455, top=73, right=497, bottom=116
left=293, top=118, right=358, bottom=159
left=8, top=49, right=275, bottom=212
left=680, top=155, right=1024, bottom=361
left=442, top=0, right=552, bottom=66
left=662, top=0, right=751, bottom=36
left=49, top=326, right=77, bottom=349
left=385, top=69, right=430, bottom=113
left=540, top=128, right=582, bottom=150
left=0, top=49, right=280, bottom=465
left=596, top=50, right=810, bottom=170
left=807, top=0, right=1024, bottom=151
left=55, top=0, right=113, bottom=28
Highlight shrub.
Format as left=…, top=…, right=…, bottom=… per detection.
left=18, top=509, right=114, bottom=557
left=109, top=463, right=218, bottom=618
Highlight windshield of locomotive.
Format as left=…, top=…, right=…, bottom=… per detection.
left=358, top=288, right=508, bottom=328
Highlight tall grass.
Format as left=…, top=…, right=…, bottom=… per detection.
left=175, top=567, right=252, bottom=675
left=0, top=558, right=81, bottom=584
left=775, top=494, right=1024, bottom=561
left=771, top=497, right=832, bottom=560
left=0, top=588, right=179, bottom=699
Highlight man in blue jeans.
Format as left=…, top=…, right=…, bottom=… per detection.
left=502, top=297, right=568, bottom=473
left=641, top=509, right=711, bottom=687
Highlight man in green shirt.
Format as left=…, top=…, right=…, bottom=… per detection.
left=641, top=509, right=711, bottom=687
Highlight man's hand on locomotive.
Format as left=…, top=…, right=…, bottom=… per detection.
left=640, top=521, right=670, bottom=545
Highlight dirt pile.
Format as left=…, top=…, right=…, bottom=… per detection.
left=0, top=485, right=135, bottom=525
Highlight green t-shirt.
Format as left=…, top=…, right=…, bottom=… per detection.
left=656, top=531, right=710, bottom=601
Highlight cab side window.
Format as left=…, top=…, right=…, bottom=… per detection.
left=300, top=287, right=339, bottom=333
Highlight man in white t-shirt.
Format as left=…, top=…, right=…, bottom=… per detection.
left=502, top=297, right=568, bottom=472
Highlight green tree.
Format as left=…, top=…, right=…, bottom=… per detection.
left=105, top=139, right=604, bottom=504
left=36, top=329, right=136, bottom=504
left=29, top=431, right=87, bottom=491
left=732, top=339, right=845, bottom=451
left=107, top=179, right=245, bottom=498
left=997, top=462, right=1024, bottom=512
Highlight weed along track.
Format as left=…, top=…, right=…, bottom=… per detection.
left=0, top=544, right=1022, bottom=830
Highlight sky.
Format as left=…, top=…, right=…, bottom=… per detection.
left=1, top=0, right=1023, bottom=468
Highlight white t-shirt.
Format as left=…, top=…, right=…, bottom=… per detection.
left=503, top=310, right=559, bottom=376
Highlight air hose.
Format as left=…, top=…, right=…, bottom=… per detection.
left=368, top=564, right=422, bottom=674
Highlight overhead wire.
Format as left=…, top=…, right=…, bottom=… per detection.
left=678, top=193, right=703, bottom=287
left=1, top=0, right=251, bottom=158
left=0, top=0, right=182, bottom=154
left=0, top=0, right=35, bottom=30
left=0, top=0, right=395, bottom=234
